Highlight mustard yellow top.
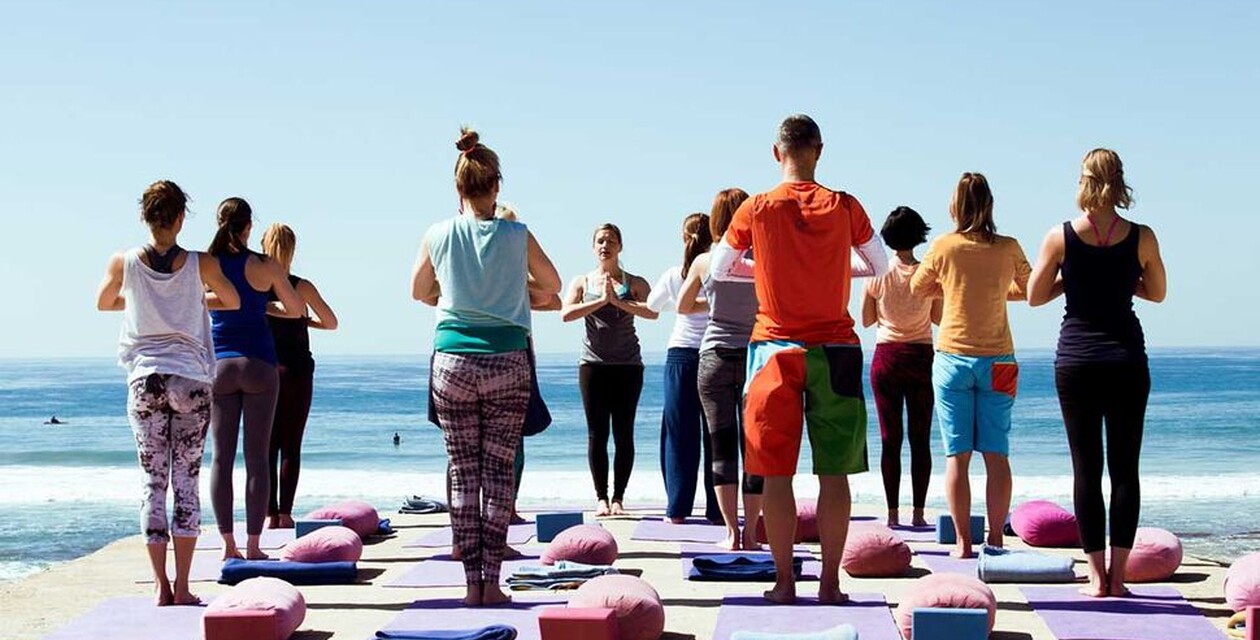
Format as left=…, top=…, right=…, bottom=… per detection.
left=910, top=232, right=1031, bottom=356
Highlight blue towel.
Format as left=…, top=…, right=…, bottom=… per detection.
left=219, top=558, right=358, bottom=585
left=378, top=518, right=395, bottom=535
left=976, top=545, right=1075, bottom=583
left=375, top=625, right=517, bottom=640
left=690, top=554, right=802, bottom=582
left=730, top=625, right=857, bottom=640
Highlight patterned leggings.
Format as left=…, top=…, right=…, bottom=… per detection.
left=127, top=374, right=212, bottom=544
left=430, top=350, right=530, bottom=586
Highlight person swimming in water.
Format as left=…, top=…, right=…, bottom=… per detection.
left=393, top=432, right=401, bottom=446
left=45, top=416, right=65, bottom=425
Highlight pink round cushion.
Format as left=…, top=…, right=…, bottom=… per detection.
left=541, top=524, right=618, bottom=566
left=280, top=525, right=363, bottom=563
left=204, top=576, right=306, bottom=640
left=1010, top=500, right=1081, bottom=547
left=1225, top=552, right=1260, bottom=611
left=894, top=573, right=997, bottom=640
left=304, top=500, right=379, bottom=538
left=756, top=499, right=818, bottom=544
left=1125, top=527, right=1183, bottom=582
left=842, top=524, right=912, bottom=577
left=570, top=574, right=665, bottom=640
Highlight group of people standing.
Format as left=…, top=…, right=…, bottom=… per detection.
left=97, top=184, right=337, bottom=605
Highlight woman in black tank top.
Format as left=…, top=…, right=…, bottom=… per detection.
left=1028, top=148, right=1167, bottom=598
left=261, top=224, right=339, bottom=529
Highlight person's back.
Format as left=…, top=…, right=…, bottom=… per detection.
left=210, top=250, right=276, bottom=364
left=427, top=215, right=531, bottom=349
left=1057, top=221, right=1145, bottom=364
left=920, top=232, right=1029, bottom=356
left=121, top=248, right=216, bottom=384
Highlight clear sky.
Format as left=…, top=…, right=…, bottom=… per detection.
left=1, top=1, right=1256, bottom=359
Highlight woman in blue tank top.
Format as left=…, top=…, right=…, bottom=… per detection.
left=206, top=198, right=304, bottom=561
left=1029, top=148, right=1167, bottom=598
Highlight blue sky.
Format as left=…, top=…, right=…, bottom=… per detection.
left=1, top=1, right=1256, bottom=358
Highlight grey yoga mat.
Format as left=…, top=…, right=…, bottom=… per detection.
left=711, top=593, right=901, bottom=640
left=1021, top=585, right=1227, bottom=640
left=404, top=523, right=535, bottom=548
left=371, top=596, right=568, bottom=640
left=385, top=547, right=547, bottom=588
left=41, top=597, right=206, bottom=640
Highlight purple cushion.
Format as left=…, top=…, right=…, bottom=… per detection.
left=1010, top=500, right=1080, bottom=547
left=894, top=573, right=996, bottom=640
left=280, top=525, right=363, bottom=563
left=842, top=524, right=912, bottom=577
left=542, top=524, right=618, bottom=566
left=570, top=574, right=665, bottom=640
left=1225, top=552, right=1260, bottom=611
left=203, top=576, right=305, bottom=640
left=304, top=500, right=379, bottom=539
left=1125, top=527, right=1182, bottom=582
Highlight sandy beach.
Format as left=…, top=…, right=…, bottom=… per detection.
left=0, top=501, right=1237, bottom=640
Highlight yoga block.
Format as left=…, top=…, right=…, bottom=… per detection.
left=295, top=519, right=342, bottom=538
left=203, top=608, right=277, bottom=640
left=936, top=514, right=985, bottom=545
left=912, top=607, right=988, bottom=640
left=539, top=607, right=620, bottom=640
left=537, top=512, right=584, bottom=543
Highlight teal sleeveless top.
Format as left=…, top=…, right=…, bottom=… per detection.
left=425, top=215, right=531, bottom=353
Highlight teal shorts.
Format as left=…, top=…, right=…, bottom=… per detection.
left=933, top=352, right=1018, bottom=456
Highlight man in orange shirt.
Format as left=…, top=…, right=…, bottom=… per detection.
left=711, top=114, right=888, bottom=603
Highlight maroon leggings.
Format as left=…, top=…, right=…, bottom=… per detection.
left=870, top=342, right=934, bottom=511
left=268, top=365, right=313, bottom=516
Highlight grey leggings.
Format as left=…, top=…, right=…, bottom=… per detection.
left=210, top=357, right=279, bottom=536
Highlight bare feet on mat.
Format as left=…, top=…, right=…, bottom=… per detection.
left=719, top=532, right=739, bottom=551
left=267, top=515, right=281, bottom=530
left=818, top=584, right=851, bottom=605
left=1107, top=575, right=1131, bottom=598
left=668, top=516, right=686, bottom=525
left=155, top=582, right=174, bottom=607
left=610, top=500, right=626, bottom=516
left=1079, top=580, right=1108, bottom=598
left=278, top=514, right=295, bottom=529
left=221, top=543, right=244, bottom=561
left=763, top=582, right=796, bottom=604
left=481, top=585, right=512, bottom=606
left=911, top=509, right=928, bottom=528
left=463, top=584, right=482, bottom=607
left=245, top=547, right=269, bottom=561
left=451, top=547, right=462, bottom=561
left=951, top=543, right=974, bottom=559
left=986, top=534, right=1005, bottom=548
left=595, top=500, right=611, bottom=517
left=741, top=529, right=763, bottom=551
left=887, top=509, right=900, bottom=528
left=172, top=581, right=201, bottom=606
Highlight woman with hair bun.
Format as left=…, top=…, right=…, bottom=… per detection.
left=260, top=223, right=339, bottom=530
left=562, top=223, right=656, bottom=517
left=1029, top=148, right=1166, bottom=597
left=207, top=198, right=305, bottom=561
left=647, top=213, right=720, bottom=525
left=96, top=180, right=240, bottom=605
left=413, top=127, right=561, bottom=606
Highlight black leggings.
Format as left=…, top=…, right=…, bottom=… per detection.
left=210, top=357, right=279, bottom=536
left=268, top=365, right=313, bottom=517
left=579, top=364, right=643, bottom=502
left=1056, top=362, right=1150, bottom=553
left=698, top=347, right=762, bottom=495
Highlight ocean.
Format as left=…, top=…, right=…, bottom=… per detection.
left=0, top=349, right=1257, bottom=582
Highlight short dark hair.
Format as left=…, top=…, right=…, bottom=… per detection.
left=776, top=114, right=822, bottom=153
left=880, top=206, right=931, bottom=251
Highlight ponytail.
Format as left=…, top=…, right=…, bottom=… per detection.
left=681, top=212, right=712, bottom=278
left=208, top=197, right=253, bottom=256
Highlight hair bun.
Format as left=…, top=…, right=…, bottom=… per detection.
left=456, top=127, right=480, bottom=152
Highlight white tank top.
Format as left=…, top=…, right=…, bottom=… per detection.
left=118, top=249, right=216, bottom=384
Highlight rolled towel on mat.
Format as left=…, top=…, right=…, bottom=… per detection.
left=505, top=561, right=617, bottom=590
left=730, top=625, right=857, bottom=640
left=374, top=625, right=517, bottom=640
left=977, top=546, right=1075, bottom=583
left=220, top=558, right=358, bottom=585
left=401, top=496, right=448, bottom=514
left=691, top=554, right=802, bottom=582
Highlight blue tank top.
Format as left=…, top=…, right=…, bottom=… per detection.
left=1055, top=221, right=1146, bottom=366
left=210, top=252, right=277, bottom=364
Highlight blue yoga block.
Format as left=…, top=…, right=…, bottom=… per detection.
left=912, top=607, right=988, bottom=640
left=536, top=512, right=583, bottom=543
left=936, top=514, right=985, bottom=545
left=295, top=519, right=343, bottom=538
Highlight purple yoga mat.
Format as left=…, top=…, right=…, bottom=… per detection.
left=373, top=596, right=568, bottom=640
left=42, top=597, right=206, bottom=640
left=1021, top=585, right=1227, bottom=640
left=632, top=517, right=728, bottom=543
left=134, top=552, right=223, bottom=583
left=712, top=593, right=901, bottom=640
left=891, top=524, right=939, bottom=543
left=193, top=525, right=294, bottom=550
left=680, top=544, right=820, bottom=582
left=385, top=547, right=548, bottom=588
left=917, top=549, right=979, bottom=577
left=404, top=523, right=535, bottom=548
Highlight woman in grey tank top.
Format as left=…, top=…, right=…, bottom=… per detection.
left=561, top=223, right=657, bottom=517
left=678, top=188, right=765, bottom=550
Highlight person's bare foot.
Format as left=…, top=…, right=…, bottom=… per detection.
left=451, top=547, right=463, bottom=561
left=278, top=514, right=295, bottom=529
left=221, top=542, right=244, bottom=561
left=1079, top=580, right=1108, bottom=598
left=267, top=515, right=281, bottom=530
left=763, top=582, right=796, bottom=604
left=610, top=500, right=626, bottom=516
left=595, top=500, right=611, bottom=517
left=245, top=547, right=269, bottom=561
left=1107, top=576, right=1131, bottom=598
left=718, top=532, right=739, bottom=551
left=951, top=544, right=974, bottom=559
left=986, top=534, right=1004, bottom=548
left=172, top=581, right=201, bottom=606
left=818, top=584, right=851, bottom=605
left=668, top=516, right=686, bottom=525
left=887, top=509, right=900, bottom=528
left=155, top=581, right=174, bottom=607
left=741, top=529, right=763, bottom=551
left=911, top=509, right=928, bottom=528
left=463, top=583, right=483, bottom=607
left=481, top=584, right=512, bottom=606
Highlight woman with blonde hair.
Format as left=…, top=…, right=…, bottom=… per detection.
left=1029, top=148, right=1166, bottom=597
left=910, top=173, right=1031, bottom=559
left=261, top=223, right=338, bottom=529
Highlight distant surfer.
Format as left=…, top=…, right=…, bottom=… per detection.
left=45, top=416, right=65, bottom=425
left=393, top=432, right=401, bottom=447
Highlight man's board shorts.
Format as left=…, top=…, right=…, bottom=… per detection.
left=743, top=341, right=868, bottom=476
left=932, top=352, right=1018, bottom=456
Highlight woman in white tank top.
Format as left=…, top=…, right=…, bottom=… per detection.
left=96, top=180, right=239, bottom=606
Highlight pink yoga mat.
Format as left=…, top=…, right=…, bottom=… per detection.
left=134, top=552, right=224, bottom=583
left=384, top=547, right=548, bottom=588
left=194, top=525, right=294, bottom=550
left=632, top=517, right=728, bottom=543
left=373, top=596, right=568, bottom=640
left=712, top=593, right=901, bottom=640
left=680, top=543, right=820, bottom=582
left=1021, top=585, right=1227, bottom=640
left=404, top=523, right=535, bottom=548
left=916, top=549, right=979, bottom=577
left=41, top=597, right=206, bottom=640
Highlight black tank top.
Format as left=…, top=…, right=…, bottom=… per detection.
left=268, top=275, right=314, bottom=373
left=1055, top=221, right=1146, bottom=366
